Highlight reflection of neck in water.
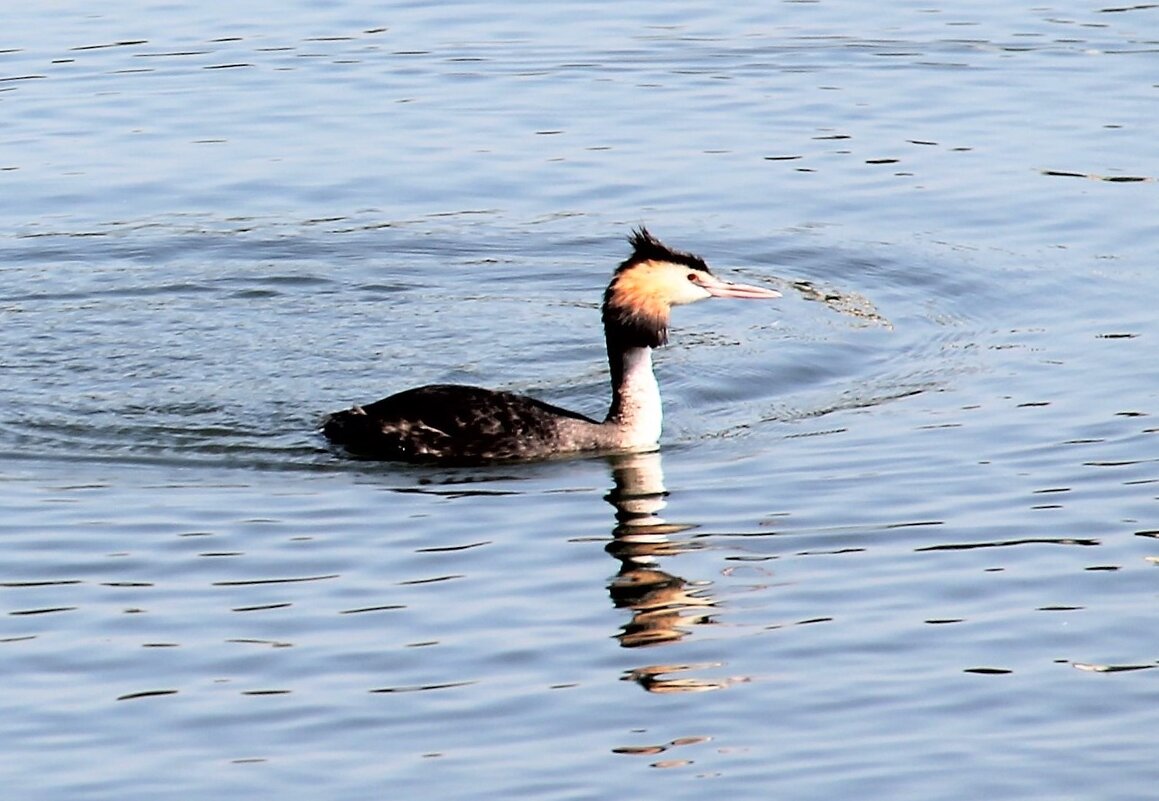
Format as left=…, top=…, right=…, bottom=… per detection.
left=604, top=452, right=739, bottom=693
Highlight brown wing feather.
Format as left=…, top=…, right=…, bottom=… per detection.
left=322, top=384, right=598, bottom=462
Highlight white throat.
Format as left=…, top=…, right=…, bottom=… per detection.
left=607, top=346, right=662, bottom=449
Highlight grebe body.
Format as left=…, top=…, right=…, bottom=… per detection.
left=322, top=229, right=779, bottom=462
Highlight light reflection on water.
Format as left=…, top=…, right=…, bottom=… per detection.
left=3, top=418, right=1157, bottom=797
left=3, top=392, right=1159, bottom=797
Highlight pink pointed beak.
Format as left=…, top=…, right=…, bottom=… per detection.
left=700, top=273, right=782, bottom=299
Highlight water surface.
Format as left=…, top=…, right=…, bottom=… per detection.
left=2, top=2, right=1158, bottom=799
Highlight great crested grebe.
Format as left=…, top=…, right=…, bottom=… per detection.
left=321, top=228, right=780, bottom=462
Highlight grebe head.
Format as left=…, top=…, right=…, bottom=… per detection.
left=602, top=227, right=781, bottom=348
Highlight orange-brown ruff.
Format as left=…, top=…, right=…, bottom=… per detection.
left=321, top=228, right=780, bottom=463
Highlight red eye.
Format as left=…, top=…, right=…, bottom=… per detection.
left=687, top=273, right=700, bottom=283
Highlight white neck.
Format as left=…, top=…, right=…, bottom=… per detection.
left=606, top=346, right=662, bottom=449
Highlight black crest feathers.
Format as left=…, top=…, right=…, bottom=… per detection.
left=621, top=227, right=711, bottom=274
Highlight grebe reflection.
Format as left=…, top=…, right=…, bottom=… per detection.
left=605, top=452, right=742, bottom=693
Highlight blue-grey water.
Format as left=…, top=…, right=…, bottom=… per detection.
left=2, top=3, right=1158, bottom=799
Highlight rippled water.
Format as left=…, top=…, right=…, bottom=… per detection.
left=2, top=2, right=1158, bottom=799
